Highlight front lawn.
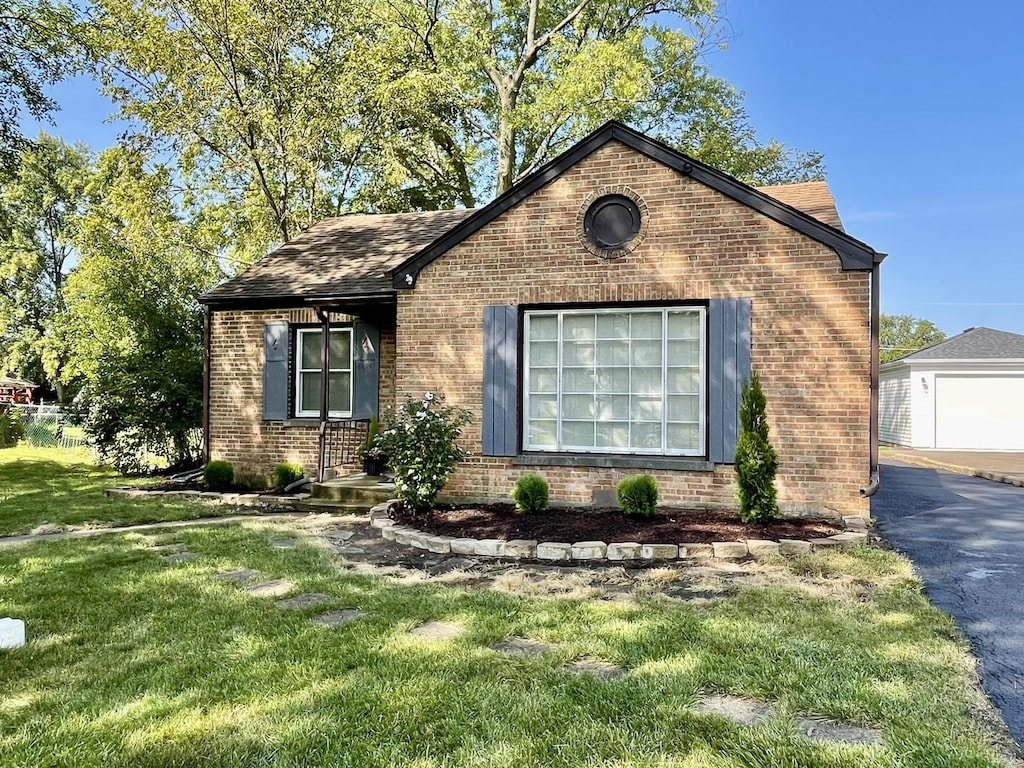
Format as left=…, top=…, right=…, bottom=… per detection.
left=0, top=519, right=1017, bottom=767
left=0, top=446, right=235, bottom=537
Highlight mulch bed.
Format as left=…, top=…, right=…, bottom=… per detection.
left=395, top=503, right=845, bottom=544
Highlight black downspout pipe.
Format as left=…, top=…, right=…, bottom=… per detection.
left=203, top=305, right=212, bottom=465
left=861, top=254, right=885, bottom=498
left=316, top=307, right=331, bottom=482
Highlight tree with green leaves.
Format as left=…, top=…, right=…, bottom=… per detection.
left=0, top=133, right=91, bottom=399
left=734, top=370, right=779, bottom=524
left=881, top=314, right=946, bottom=363
left=60, top=147, right=225, bottom=471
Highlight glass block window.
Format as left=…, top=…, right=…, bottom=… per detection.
left=523, top=307, right=705, bottom=455
left=294, top=328, right=353, bottom=418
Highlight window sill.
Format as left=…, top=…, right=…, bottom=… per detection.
left=282, top=418, right=320, bottom=427
left=512, top=453, right=715, bottom=471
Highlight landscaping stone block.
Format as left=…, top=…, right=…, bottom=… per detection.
left=829, top=532, right=868, bottom=547
left=809, top=537, right=842, bottom=551
left=679, top=543, right=713, bottom=558
left=392, top=527, right=418, bottom=546
left=711, top=541, right=748, bottom=559
left=778, top=539, right=812, bottom=556
left=504, top=539, right=538, bottom=559
left=842, top=515, right=868, bottom=530
left=798, top=718, right=883, bottom=746
left=235, top=494, right=261, bottom=506
left=218, top=493, right=240, bottom=504
left=606, top=542, right=642, bottom=561
left=536, top=542, right=572, bottom=561
left=571, top=541, right=607, bottom=560
left=640, top=543, right=678, bottom=560
left=424, top=535, right=453, bottom=555
left=406, top=531, right=432, bottom=550
left=450, top=538, right=478, bottom=555
left=474, top=539, right=506, bottom=557
left=380, top=525, right=404, bottom=542
left=370, top=516, right=395, bottom=529
left=745, top=540, right=780, bottom=558
left=0, top=618, right=26, bottom=649
left=244, top=579, right=295, bottom=598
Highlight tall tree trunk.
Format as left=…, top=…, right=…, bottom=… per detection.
left=495, top=116, right=517, bottom=196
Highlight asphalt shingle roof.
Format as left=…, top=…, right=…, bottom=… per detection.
left=200, top=180, right=845, bottom=307
left=899, top=327, right=1024, bottom=361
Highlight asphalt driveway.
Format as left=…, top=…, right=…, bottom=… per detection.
left=872, top=460, right=1024, bottom=744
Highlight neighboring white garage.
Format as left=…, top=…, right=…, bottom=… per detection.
left=879, top=327, right=1024, bottom=450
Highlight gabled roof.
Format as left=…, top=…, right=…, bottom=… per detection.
left=0, top=376, right=36, bottom=388
left=756, top=181, right=844, bottom=231
left=893, top=327, right=1024, bottom=363
left=389, top=121, right=880, bottom=288
left=199, top=209, right=475, bottom=308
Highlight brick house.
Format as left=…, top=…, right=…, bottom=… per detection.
left=199, top=122, right=884, bottom=517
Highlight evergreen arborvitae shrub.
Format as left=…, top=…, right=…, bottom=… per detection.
left=204, top=460, right=235, bottom=491
left=617, top=475, right=658, bottom=517
left=734, top=371, right=779, bottom=523
left=511, top=473, right=549, bottom=514
left=273, top=462, right=305, bottom=489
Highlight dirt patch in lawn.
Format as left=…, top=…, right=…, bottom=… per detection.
left=394, top=504, right=844, bottom=544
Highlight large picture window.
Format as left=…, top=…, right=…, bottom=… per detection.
left=523, top=307, right=706, bottom=455
left=294, top=328, right=353, bottom=418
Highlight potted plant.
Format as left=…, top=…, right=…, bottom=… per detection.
left=359, top=416, right=386, bottom=476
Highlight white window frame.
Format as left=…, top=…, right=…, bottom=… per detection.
left=294, top=327, right=353, bottom=418
left=522, top=306, right=706, bottom=456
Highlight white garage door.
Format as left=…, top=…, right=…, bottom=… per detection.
left=934, top=374, right=1024, bottom=450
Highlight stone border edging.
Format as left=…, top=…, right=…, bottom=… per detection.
left=105, top=487, right=308, bottom=510
left=369, top=503, right=869, bottom=562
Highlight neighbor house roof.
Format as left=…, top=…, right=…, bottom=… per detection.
left=199, top=209, right=476, bottom=308
left=0, top=376, right=36, bottom=388
left=894, top=327, right=1024, bottom=362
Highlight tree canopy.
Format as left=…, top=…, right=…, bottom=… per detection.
left=881, top=314, right=947, bottom=363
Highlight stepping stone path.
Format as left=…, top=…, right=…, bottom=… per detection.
left=695, top=694, right=773, bottom=726
left=798, top=718, right=883, bottom=746
left=243, top=579, right=295, bottom=598
left=161, top=551, right=196, bottom=563
left=409, top=620, right=464, bottom=640
left=563, top=658, right=626, bottom=680
left=491, top=636, right=556, bottom=656
left=313, top=609, right=366, bottom=627
left=213, top=568, right=261, bottom=583
left=276, top=593, right=334, bottom=610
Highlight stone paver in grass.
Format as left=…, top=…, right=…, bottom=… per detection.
left=243, top=579, right=295, bottom=597
left=563, top=658, right=626, bottom=680
left=694, top=694, right=774, bottom=726
left=276, top=593, right=334, bottom=610
left=213, top=568, right=262, bottom=583
left=313, top=609, right=366, bottom=627
left=798, top=718, right=883, bottom=746
left=270, top=538, right=298, bottom=549
left=491, top=636, right=557, bottom=656
left=409, top=620, right=465, bottom=640
left=161, top=551, right=196, bottom=563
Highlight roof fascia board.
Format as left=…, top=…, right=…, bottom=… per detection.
left=201, top=291, right=396, bottom=311
left=390, top=121, right=878, bottom=288
left=903, top=358, right=1024, bottom=369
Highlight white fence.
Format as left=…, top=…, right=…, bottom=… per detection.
left=13, top=404, right=91, bottom=451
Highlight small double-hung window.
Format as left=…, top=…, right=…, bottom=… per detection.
left=294, top=328, right=353, bottom=418
left=523, top=307, right=706, bottom=456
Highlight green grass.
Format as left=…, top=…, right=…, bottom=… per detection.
left=0, top=445, right=233, bottom=537
left=0, top=523, right=1014, bottom=767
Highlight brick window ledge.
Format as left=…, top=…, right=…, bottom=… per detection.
left=282, top=418, right=320, bottom=427
left=512, top=453, right=715, bottom=472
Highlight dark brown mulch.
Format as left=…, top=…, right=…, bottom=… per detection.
left=395, top=503, right=845, bottom=544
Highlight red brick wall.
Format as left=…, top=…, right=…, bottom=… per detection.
left=207, top=307, right=397, bottom=481
left=395, top=141, right=871, bottom=517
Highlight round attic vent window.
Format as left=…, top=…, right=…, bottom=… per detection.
left=584, top=195, right=642, bottom=251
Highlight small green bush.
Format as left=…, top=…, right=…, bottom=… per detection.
left=273, top=462, right=305, bottom=489
left=204, top=460, right=235, bottom=490
left=0, top=408, right=25, bottom=448
left=617, top=475, right=658, bottom=517
left=511, top=473, right=549, bottom=514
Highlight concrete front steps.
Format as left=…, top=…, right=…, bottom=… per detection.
left=297, top=474, right=396, bottom=514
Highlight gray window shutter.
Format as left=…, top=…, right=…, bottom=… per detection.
left=263, top=321, right=289, bottom=420
left=708, top=298, right=752, bottom=463
left=482, top=304, right=518, bottom=456
left=351, top=319, right=380, bottom=420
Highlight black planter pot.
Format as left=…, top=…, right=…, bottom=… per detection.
left=363, top=456, right=386, bottom=477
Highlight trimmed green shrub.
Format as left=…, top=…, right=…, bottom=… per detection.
left=735, top=370, right=779, bottom=523
left=617, top=475, right=658, bottom=517
left=203, top=460, right=234, bottom=491
left=273, top=462, right=305, bottom=489
left=0, top=408, right=25, bottom=448
left=511, top=473, right=549, bottom=514
left=376, top=392, right=471, bottom=515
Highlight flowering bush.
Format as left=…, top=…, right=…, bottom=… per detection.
left=375, top=393, right=472, bottom=515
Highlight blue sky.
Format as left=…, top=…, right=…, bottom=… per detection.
left=25, top=0, right=1024, bottom=336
